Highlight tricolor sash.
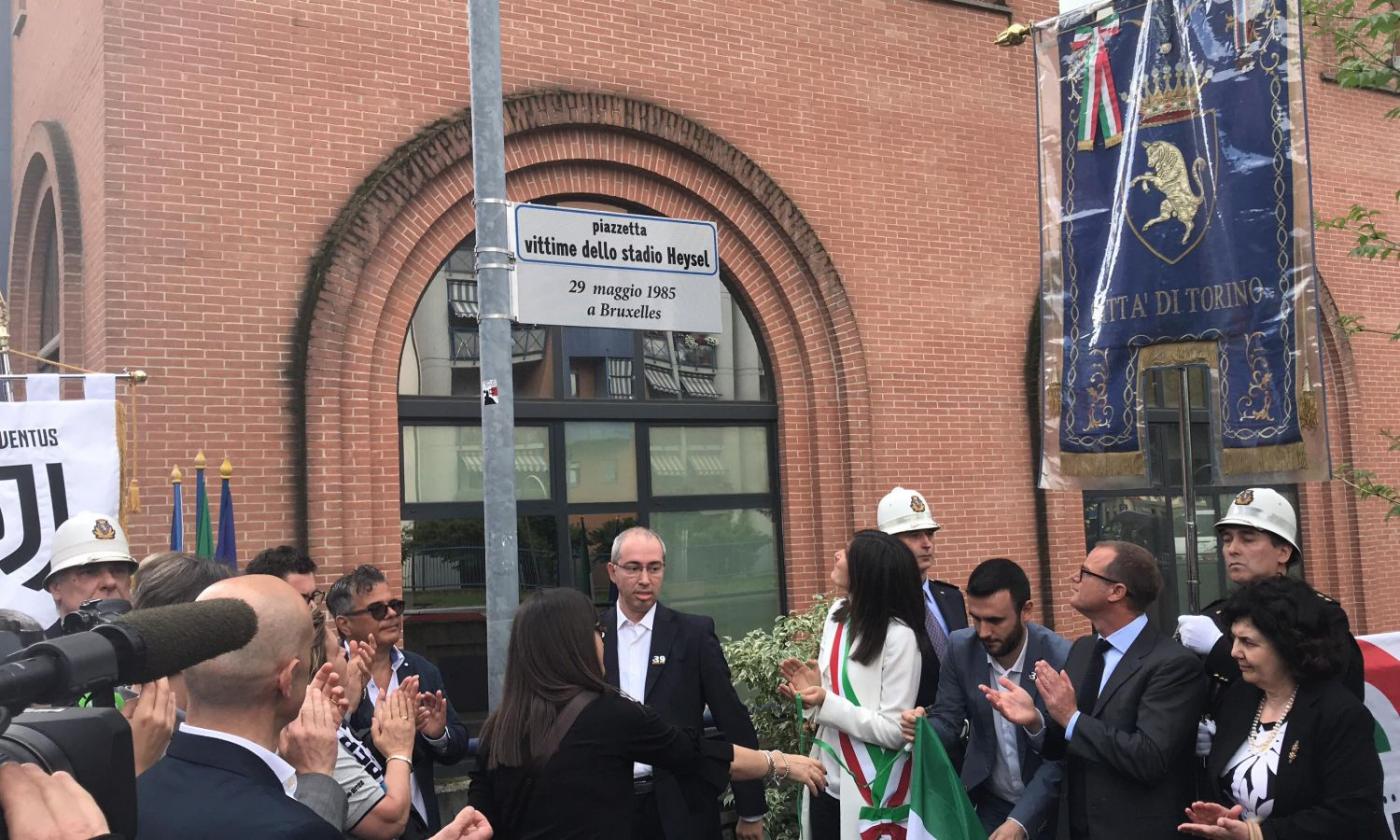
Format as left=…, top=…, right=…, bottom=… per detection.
left=829, top=622, right=912, bottom=840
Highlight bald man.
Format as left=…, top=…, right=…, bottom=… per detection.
left=136, top=575, right=342, bottom=840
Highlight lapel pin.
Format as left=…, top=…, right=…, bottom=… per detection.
left=651, top=655, right=667, bottom=666
left=1288, top=741, right=1299, bottom=764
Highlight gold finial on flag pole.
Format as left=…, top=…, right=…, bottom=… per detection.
left=194, top=451, right=207, bottom=470
left=171, top=465, right=183, bottom=484
left=220, top=458, right=232, bottom=480
left=994, top=22, right=1032, bottom=46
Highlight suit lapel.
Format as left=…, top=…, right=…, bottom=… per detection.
left=1093, top=623, right=1157, bottom=715
left=934, top=584, right=968, bottom=631
left=1267, top=683, right=1317, bottom=804
left=602, top=607, right=620, bottom=688
left=645, top=604, right=676, bottom=700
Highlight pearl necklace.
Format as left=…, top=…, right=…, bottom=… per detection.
left=1248, top=686, right=1298, bottom=754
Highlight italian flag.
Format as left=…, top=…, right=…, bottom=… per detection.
left=906, top=717, right=987, bottom=840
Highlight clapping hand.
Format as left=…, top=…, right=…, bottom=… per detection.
left=979, top=677, right=1041, bottom=729
left=374, top=675, right=420, bottom=758
left=279, top=662, right=341, bottom=775
left=1032, top=661, right=1077, bottom=726
left=778, top=658, right=826, bottom=709
left=1178, top=802, right=1251, bottom=839
left=339, top=637, right=375, bottom=715
left=122, top=676, right=177, bottom=775
left=416, top=688, right=449, bottom=739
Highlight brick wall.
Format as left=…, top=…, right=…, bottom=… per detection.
left=9, top=0, right=1399, bottom=632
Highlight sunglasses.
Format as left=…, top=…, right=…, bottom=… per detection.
left=346, top=598, right=405, bottom=620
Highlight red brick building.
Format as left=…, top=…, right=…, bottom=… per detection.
left=8, top=0, right=1399, bottom=720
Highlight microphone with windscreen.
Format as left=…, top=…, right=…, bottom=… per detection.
left=0, top=598, right=258, bottom=713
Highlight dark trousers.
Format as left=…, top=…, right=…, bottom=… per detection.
left=809, top=791, right=841, bottom=840
left=971, top=787, right=1015, bottom=836
left=632, top=789, right=665, bottom=840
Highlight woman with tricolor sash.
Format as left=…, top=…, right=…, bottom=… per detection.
left=781, top=530, right=927, bottom=840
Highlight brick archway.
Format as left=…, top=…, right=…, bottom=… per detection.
left=295, top=91, right=871, bottom=600
left=8, top=121, right=84, bottom=365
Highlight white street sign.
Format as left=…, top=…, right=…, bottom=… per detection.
left=510, top=203, right=722, bottom=332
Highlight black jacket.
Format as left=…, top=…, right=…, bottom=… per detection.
left=1043, top=621, right=1208, bottom=840
left=348, top=648, right=470, bottom=832
left=602, top=602, right=764, bottom=840
left=916, top=579, right=968, bottom=708
left=137, top=729, right=342, bottom=840
left=1205, top=678, right=1386, bottom=840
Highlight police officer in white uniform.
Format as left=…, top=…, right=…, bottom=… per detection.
left=878, top=486, right=967, bottom=709
left=1176, top=488, right=1364, bottom=712
left=41, top=511, right=138, bottom=637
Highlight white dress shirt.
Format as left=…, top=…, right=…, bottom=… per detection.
left=181, top=723, right=299, bottom=798
left=616, top=603, right=658, bottom=777
left=986, top=635, right=1029, bottom=807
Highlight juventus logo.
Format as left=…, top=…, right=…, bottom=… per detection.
left=0, top=463, right=69, bottom=591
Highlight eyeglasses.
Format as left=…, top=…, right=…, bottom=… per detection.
left=345, top=598, right=405, bottom=620
left=302, top=590, right=325, bottom=606
left=1074, top=566, right=1128, bottom=591
left=610, top=562, right=665, bottom=578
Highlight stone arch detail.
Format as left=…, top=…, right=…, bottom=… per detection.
left=295, top=91, right=871, bottom=600
left=8, top=121, right=83, bottom=362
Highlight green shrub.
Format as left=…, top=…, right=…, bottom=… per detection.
left=722, top=596, right=831, bottom=840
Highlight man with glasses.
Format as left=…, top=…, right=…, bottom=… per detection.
left=246, top=545, right=324, bottom=609
left=329, top=565, right=468, bottom=836
left=982, top=542, right=1206, bottom=840
left=600, top=526, right=766, bottom=840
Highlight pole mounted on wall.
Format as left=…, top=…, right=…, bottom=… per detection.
left=467, top=0, right=520, bottom=710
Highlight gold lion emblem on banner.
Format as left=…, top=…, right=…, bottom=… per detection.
left=910, top=496, right=927, bottom=513
left=1129, top=140, right=1207, bottom=244
left=1234, top=490, right=1255, bottom=506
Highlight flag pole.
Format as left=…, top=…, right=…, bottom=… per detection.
left=170, top=465, right=185, bottom=552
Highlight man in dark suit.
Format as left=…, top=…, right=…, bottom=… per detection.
left=984, top=541, right=1206, bottom=840
left=601, top=526, right=766, bottom=840
left=137, top=574, right=342, bottom=840
left=878, top=486, right=968, bottom=707
left=903, top=558, right=1071, bottom=840
left=331, top=564, right=470, bottom=836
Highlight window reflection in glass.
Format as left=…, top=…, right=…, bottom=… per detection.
left=564, top=422, right=637, bottom=503
left=650, top=508, right=780, bottom=640
left=643, top=287, right=769, bottom=401
left=563, top=327, right=634, bottom=399
left=649, top=426, right=769, bottom=496
left=569, top=512, right=639, bottom=607
left=398, top=247, right=555, bottom=398
left=400, top=515, right=558, bottom=610
left=402, top=425, right=550, bottom=503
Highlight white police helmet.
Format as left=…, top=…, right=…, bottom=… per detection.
left=1215, top=488, right=1300, bottom=560
left=877, top=486, right=940, bottom=536
left=43, top=511, right=137, bottom=587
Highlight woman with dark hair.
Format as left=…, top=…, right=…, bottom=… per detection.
left=779, top=529, right=926, bottom=840
left=466, top=587, right=824, bottom=840
left=1179, top=575, right=1385, bottom=840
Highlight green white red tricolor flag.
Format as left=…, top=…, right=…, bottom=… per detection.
left=1357, top=632, right=1400, bottom=838
left=906, top=717, right=987, bottom=840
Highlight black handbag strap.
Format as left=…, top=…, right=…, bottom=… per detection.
left=497, top=691, right=599, bottom=835
left=533, top=690, right=597, bottom=764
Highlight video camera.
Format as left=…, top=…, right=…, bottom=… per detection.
left=0, top=598, right=258, bottom=839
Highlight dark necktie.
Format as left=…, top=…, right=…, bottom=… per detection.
left=1076, top=637, right=1113, bottom=714
left=923, top=592, right=949, bottom=660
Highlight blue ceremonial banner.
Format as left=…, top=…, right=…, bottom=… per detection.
left=1035, top=0, right=1329, bottom=489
